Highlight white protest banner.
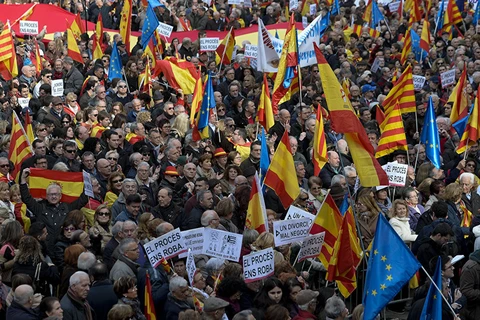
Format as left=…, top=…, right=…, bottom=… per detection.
left=157, top=22, right=173, bottom=38
left=179, top=227, right=204, bottom=258
left=51, top=79, right=64, bottom=97
left=388, top=1, right=400, bottom=12
left=204, top=0, right=212, bottom=5
left=244, top=0, right=252, bottom=8
left=383, top=162, right=408, bottom=187
left=20, top=21, right=38, bottom=35
left=413, top=75, right=426, bottom=91
left=273, top=218, right=310, bottom=247
left=298, top=15, right=323, bottom=67
left=186, top=249, right=196, bottom=286
left=144, top=228, right=187, bottom=267
left=289, top=0, right=299, bottom=10
left=18, top=98, right=30, bottom=109
left=244, top=44, right=258, bottom=59
left=302, top=16, right=308, bottom=28
left=228, top=0, right=241, bottom=4
left=440, top=69, right=456, bottom=88
left=82, top=170, right=94, bottom=198
left=202, top=228, right=243, bottom=262
left=243, top=248, right=275, bottom=283
left=310, top=4, right=317, bottom=15
left=297, top=232, right=325, bottom=263
left=285, top=206, right=316, bottom=227
left=271, top=36, right=284, bottom=56
left=200, top=38, right=219, bottom=52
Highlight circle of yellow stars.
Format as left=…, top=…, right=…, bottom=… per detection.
left=367, top=249, right=393, bottom=297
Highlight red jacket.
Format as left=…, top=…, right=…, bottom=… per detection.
left=292, top=310, right=317, bottom=320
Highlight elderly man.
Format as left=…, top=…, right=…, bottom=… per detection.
left=63, top=56, right=84, bottom=95
left=95, top=158, right=111, bottom=198
left=136, top=161, right=157, bottom=207
left=110, top=238, right=140, bottom=281
left=203, top=297, right=230, bottom=320
left=293, top=290, right=319, bottom=320
left=152, top=187, right=183, bottom=227
left=324, top=295, right=348, bottom=320
left=61, top=272, right=93, bottom=319
left=45, top=96, right=67, bottom=128
left=269, top=109, right=291, bottom=146
left=460, top=172, right=480, bottom=216
left=6, top=285, right=38, bottom=319
left=175, top=162, right=197, bottom=197
left=111, top=178, right=139, bottom=220
left=103, top=221, right=124, bottom=269
left=157, top=222, right=175, bottom=236
left=295, top=161, right=308, bottom=190
left=201, top=210, right=225, bottom=230
left=20, top=168, right=88, bottom=258
left=164, top=277, right=194, bottom=319
left=182, top=190, right=214, bottom=230
left=320, top=151, right=344, bottom=188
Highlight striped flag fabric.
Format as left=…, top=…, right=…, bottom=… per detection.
left=33, top=39, right=42, bottom=74
left=144, top=272, right=156, bottom=320
left=382, top=65, right=416, bottom=115
left=152, top=57, right=199, bottom=95
left=9, top=112, right=33, bottom=181
left=24, top=109, right=35, bottom=144
left=28, top=168, right=84, bottom=203
left=375, top=103, right=408, bottom=158
left=264, top=130, right=300, bottom=209
left=457, top=89, right=480, bottom=154
left=245, top=172, right=268, bottom=233
left=312, top=106, right=328, bottom=175
left=400, top=27, right=412, bottom=65
left=420, top=18, right=430, bottom=52
left=190, top=75, right=204, bottom=125
left=90, top=124, right=107, bottom=138
left=0, top=28, right=14, bottom=62
left=215, top=27, right=235, bottom=65
left=119, top=0, right=132, bottom=53
left=257, top=74, right=275, bottom=131
left=93, top=13, right=104, bottom=60
left=67, top=28, right=83, bottom=63
left=449, top=68, right=469, bottom=126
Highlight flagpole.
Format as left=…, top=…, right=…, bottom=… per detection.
left=420, top=265, right=458, bottom=318
left=217, top=27, right=233, bottom=77
left=464, top=138, right=470, bottom=160
left=121, top=67, right=132, bottom=94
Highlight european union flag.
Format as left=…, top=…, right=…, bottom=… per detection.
left=420, top=257, right=443, bottom=320
left=141, top=4, right=159, bottom=49
left=473, top=2, right=480, bottom=26
left=259, top=128, right=270, bottom=184
left=411, top=29, right=427, bottom=62
left=197, top=73, right=215, bottom=139
left=363, top=214, right=421, bottom=320
left=436, top=0, right=446, bottom=31
left=372, top=1, right=385, bottom=27
left=452, top=104, right=473, bottom=137
left=420, top=97, right=442, bottom=168
left=147, top=0, right=166, bottom=8
left=331, top=0, right=340, bottom=16
left=108, top=41, right=123, bottom=81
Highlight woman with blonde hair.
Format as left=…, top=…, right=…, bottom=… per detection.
left=105, top=172, right=125, bottom=207
left=389, top=199, right=418, bottom=243
left=170, top=113, right=190, bottom=140
left=356, top=194, right=382, bottom=247
left=89, top=204, right=113, bottom=251
left=136, top=212, right=154, bottom=243
left=252, top=232, right=284, bottom=265
left=136, top=111, right=152, bottom=124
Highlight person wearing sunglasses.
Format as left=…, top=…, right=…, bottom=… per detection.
left=52, top=219, right=78, bottom=269
left=33, top=68, right=53, bottom=99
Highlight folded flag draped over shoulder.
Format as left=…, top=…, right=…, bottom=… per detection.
left=375, top=102, right=408, bottom=158
left=314, top=43, right=388, bottom=187
left=29, top=168, right=84, bottom=203
left=382, top=65, right=416, bottom=115
left=264, top=130, right=300, bottom=209
left=457, top=89, right=480, bottom=155
left=153, top=57, right=199, bottom=95
left=420, top=257, right=443, bottom=320
left=420, top=97, right=442, bottom=168
left=245, top=172, right=268, bottom=233
left=9, top=112, right=33, bottom=181
left=363, top=214, right=421, bottom=320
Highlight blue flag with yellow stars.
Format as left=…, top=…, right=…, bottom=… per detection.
left=420, top=257, right=443, bottom=320
left=363, top=214, right=421, bottom=320
left=141, top=4, right=159, bottom=49
left=197, top=73, right=215, bottom=139
left=371, top=1, right=385, bottom=27
left=259, top=128, right=270, bottom=185
left=411, top=29, right=427, bottom=62
left=108, top=41, right=123, bottom=82
left=420, top=97, right=442, bottom=168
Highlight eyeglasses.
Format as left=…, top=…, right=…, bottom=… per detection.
left=312, top=70, right=319, bottom=73
left=91, top=114, right=98, bottom=117
left=102, top=59, right=109, bottom=62
left=0, top=164, right=8, bottom=168
left=112, top=179, right=123, bottom=183
left=65, top=149, right=77, bottom=154
left=108, top=157, right=119, bottom=161
left=218, top=108, right=225, bottom=112
left=82, top=56, right=89, bottom=59
left=62, top=121, right=70, bottom=124
left=142, top=153, right=150, bottom=156
left=300, top=197, right=309, bottom=201
left=98, top=211, right=110, bottom=216
left=118, top=85, right=127, bottom=88
left=38, top=128, right=47, bottom=132
left=64, top=227, right=76, bottom=231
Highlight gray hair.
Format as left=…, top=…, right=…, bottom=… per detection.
left=46, top=183, right=62, bottom=194
left=123, top=221, right=137, bottom=232
left=460, top=172, right=475, bottom=184
left=294, top=161, right=304, bottom=169
left=111, top=221, right=124, bottom=237
left=324, top=296, right=346, bottom=319
left=232, top=310, right=253, bottom=320
left=242, top=229, right=259, bottom=246
left=343, top=166, right=356, bottom=176
left=105, top=150, right=119, bottom=159
left=331, top=174, right=346, bottom=186
left=196, top=190, right=212, bottom=202
left=77, top=252, right=96, bottom=271
left=201, top=210, right=217, bottom=227
left=118, top=238, right=137, bottom=255
left=52, top=162, right=69, bottom=172
left=156, top=222, right=173, bottom=237
left=169, top=276, right=188, bottom=293
left=129, top=152, right=142, bottom=165
left=14, top=285, right=34, bottom=305
left=137, top=161, right=150, bottom=170
left=69, top=271, right=89, bottom=287
left=205, top=258, right=225, bottom=275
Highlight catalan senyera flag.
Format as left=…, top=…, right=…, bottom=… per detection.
left=309, top=193, right=343, bottom=270
left=24, top=109, right=34, bottom=144
left=0, top=28, right=13, bottom=62
left=119, top=0, right=133, bottom=53
left=327, top=208, right=362, bottom=298
left=29, top=168, right=84, bottom=203
left=408, top=0, right=422, bottom=26
left=400, top=27, right=412, bottom=65
left=443, top=0, right=463, bottom=30
left=264, top=130, right=300, bottom=209
left=420, top=19, right=430, bottom=52
left=315, top=43, right=389, bottom=187
left=382, top=65, right=416, bottom=115
left=272, top=15, right=299, bottom=111
left=0, top=22, right=17, bottom=80
left=144, top=272, right=156, bottom=320
left=246, top=172, right=268, bottom=233
left=152, top=57, right=199, bottom=94
left=9, top=112, right=33, bottom=181
left=457, top=89, right=480, bottom=154
left=93, top=13, right=104, bottom=60
left=375, top=103, right=408, bottom=158
left=256, top=74, right=275, bottom=131
left=312, top=106, right=328, bottom=175
left=215, top=27, right=235, bottom=65
left=67, top=28, right=83, bottom=64
left=449, top=68, right=469, bottom=126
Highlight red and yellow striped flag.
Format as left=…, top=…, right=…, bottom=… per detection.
left=449, top=68, right=469, bottom=125
left=264, top=130, right=300, bottom=209
left=9, top=112, right=33, bottom=181
left=420, top=18, right=431, bottom=52
left=190, top=75, right=204, bottom=125
left=246, top=173, right=268, bottom=233
left=90, top=124, right=106, bottom=138
left=67, top=28, right=83, bottom=64
left=93, top=13, right=104, bottom=60
left=119, top=0, right=132, bottom=53
left=28, top=168, right=83, bottom=203
left=382, top=64, right=416, bottom=115
left=152, top=57, right=199, bottom=95
left=215, top=27, right=235, bottom=65
left=256, top=74, right=275, bottom=131
left=34, top=39, right=42, bottom=74
left=400, top=28, right=412, bottom=65
left=457, top=89, right=480, bottom=154
left=14, top=202, right=31, bottom=233
left=0, top=27, right=14, bottom=62
left=375, top=102, right=408, bottom=158
left=69, top=13, right=85, bottom=41
left=309, top=193, right=343, bottom=269
left=315, top=43, right=389, bottom=187
left=352, top=24, right=363, bottom=36
left=312, top=106, right=328, bottom=175
left=24, top=109, right=34, bottom=144
left=144, top=272, right=156, bottom=320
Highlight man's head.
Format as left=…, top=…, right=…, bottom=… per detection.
left=327, top=151, right=340, bottom=168
left=250, top=141, right=261, bottom=160
left=460, top=172, right=475, bottom=194
left=97, top=158, right=111, bottom=178
left=46, top=184, right=62, bottom=205
left=63, top=140, right=78, bottom=160
left=195, top=177, right=209, bottom=193
left=119, top=238, right=140, bottom=261
left=324, top=295, right=348, bottom=320
left=183, top=163, right=197, bottom=180
left=125, top=194, right=142, bottom=217
left=122, top=178, right=138, bottom=196
left=0, top=157, right=9, bottom=176
left=157, top=187, right=173, bottom=207
left=136, top=162, right=150, bottom=181
left=156, top=222, right=174, bottom=236
left=295, top=161, right=306, bottom=179
left=169, top=276, right=190, bottom=300
left=203, top=297, right=230, bottom=320
left=430, top=222, right=454, bottom=246
left=201, top=210, right=220, bottom=228
left=69, top=271, right=90, bottom=300
left=14, top=285, right=35, bottom=308
left=107, top=131, right=120, bottom=150
left=122, top=221, right=137, bottom=239
left=75, top=126, right=89, bottom=143
left=296, top=290, right=319, bottom=315
left=197, top=190, right=214, bottom=209
left=32, top=139, right=47, bottom=156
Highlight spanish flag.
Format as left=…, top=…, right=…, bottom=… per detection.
left=256, top=74, right=275, bottom=131
left=70, top=13, right=86, bottom=40
left=314, top=43, right=388, bottom=187
left=264, top=130, right=300, bottom=209
left=382, top=64, right=416, bottom=115
left=375, top=102, right=408, bottom=158
left=29, top=168, right=84, bottom=203
left=33, top=39, right=42, bottom=74
left=420, top=18, right=430, bottom=52
left=67, top=28, right=83, bottom=64
left=246, top=172, right=268, bottom=233
left=14, top=202, right=31, bottom=233
left=457, top=89, right=480, bottom=154
left=449, top=68, right=469, bottom=126
left=190, top=75, right=204, bottom=125
left=144, top=272, right=156, bottom=320
left=93, top=13, right=104, bottom=60
left=215, top=27, right=235, bottom=65
left=90, top=124, right=106, bottom=138
left=312, top=106, right=328, bottom=175
left=9, top=112, right=33, bottom=181
left=152, top=57, right=199, bottom=95
left=119, top=0, right=132, bottom=53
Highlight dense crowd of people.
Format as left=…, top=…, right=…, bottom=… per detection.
left=1, top=0, right=480, bottom=319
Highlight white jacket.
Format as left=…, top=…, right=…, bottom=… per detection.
left=389, top=216, right=418, bottom=243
